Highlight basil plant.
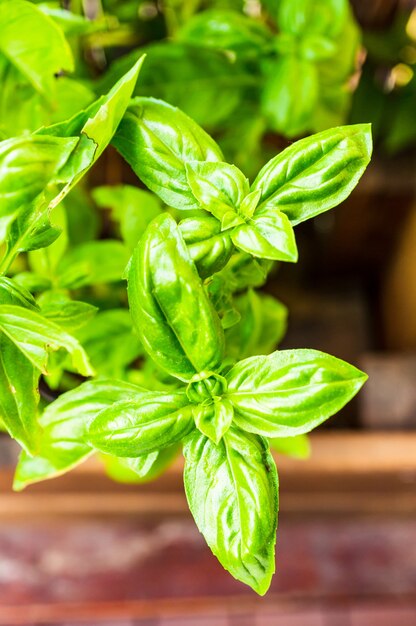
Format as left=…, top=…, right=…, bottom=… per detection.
left=0, top=3, right=372, bottom=594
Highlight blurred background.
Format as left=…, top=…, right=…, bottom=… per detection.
left=1, top=0, right=416, bottom=624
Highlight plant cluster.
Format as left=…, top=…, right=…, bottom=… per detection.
left=0, top=0, right=372, bottom=594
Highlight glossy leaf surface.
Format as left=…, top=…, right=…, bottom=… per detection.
left=231, top=212, right=298, bottom=261
left=0, top=305, right=93, bottom=376
left=227, top=349, right=367, bottom=436
left=0, top=333, right=40, bottom=454
left=112, top=97, right=223, bottom=210
left=128, top=213, right=224, bottom=381
left=252, top=125, right=372, bottom=225
left=13, top=379, right=141, bottom=490
left=87, top=392, right=194, bottom=457
left=184, top=427, right=278, bottom=595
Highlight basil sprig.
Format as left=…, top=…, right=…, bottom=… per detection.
left=8, top=84, right=370, bottom=596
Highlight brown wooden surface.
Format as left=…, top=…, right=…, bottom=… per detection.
left=1, top=431, right=416, bottom=519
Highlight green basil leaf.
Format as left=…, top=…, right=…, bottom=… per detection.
left=179, top=216, right=233, bottom=278
left=101, top=444, right=180, bottom=484
left=227, top=349, right=367, bottom=437
left=36, top=57, right=144, bottom=207
left=231, top=212, right=298, bottom=262
left=270, top=434, right=310, bottom=459
left=184, top=427, right=278, bottom=595
left=100, top=43, right=246, bottom=128
left=87, top=392, right=194, bottom=457
left=13, top=378, right=142, bottom=490
left=252, top=124, right=372, bottom=226
left=128, top=213, right=224, bottom=381
left=0, top=333, right=40, bottom=454
left=217, top=252, right=273, bottom=292
left=38, top=291, right=97, bottom=332
left=0, top=135, right=78, bottom=240
left=0, top=277, right=38, bottom=310
left=192, top=398, right=234, bottom=444
left=0, top=0, right=73, bottom=99
left=261, top=56, right=318, bottom=138
left=185, top=161, right=249, bottom=223
left=74, top=309, right=143, bottom=378
left=27, top=202, right=68, bottom=279
left=178, top=10, right=272, bottom=55
left=226, top=290, right=287, bottom=360
left=205, top=274, right=241, bottom=330
left=112, top=97, right=223, bottom=211
left=277, top=0, right=349, bottom=39
left=92, top=185, right=162, bottom=251
left=0, top=304, right=93, bottom=376
left=57, top=240, right=130, bottom=288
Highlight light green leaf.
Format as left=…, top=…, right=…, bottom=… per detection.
left=261, top=56, right=318, bottom=138
left=101, top=445, right=180, bottom=484
left=57, top=240, right=130, bottom=288
left=184, top=427, right=278, bottom=595
left=13, top=378, right=142, bottom=490
left=231, top=212, right=298, bottom=261
left=92, top=184, right=162, bottom=251
left=178, top=9, right=272, bottom=54
left=128, top=213, right=224, bottom=381
left=227, top=349, right=367, bottom=437
left=36, top=57, right=145, bottom=208
left=87, top=392, right=195, bottom=457
left=0, top=304, right=93, bottom=376
left=74, top=309, right=143, bottom=378
left=28, top=202, right=68, bottom=278
left=0, top=277, right=38, bottom=310
left=38, top=291, right=97, bottom=332
left=226, top=290, right=287, bottom=360
left=185, top=161, right=249, bottom=223
left=270, top=434, right=310, bottom=459
left=0, top=0, right=73, bottom=98
left=179, top=215, right=233, bottom=279
left=252, top=125, right=372, bottom=225
left=0, top=135, right=78, bottom=239
left=192, top=398, right=234, bottom=444
left=112, top=97, right=223, bottom=211
left=0, top=333, right=40, bottom=454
